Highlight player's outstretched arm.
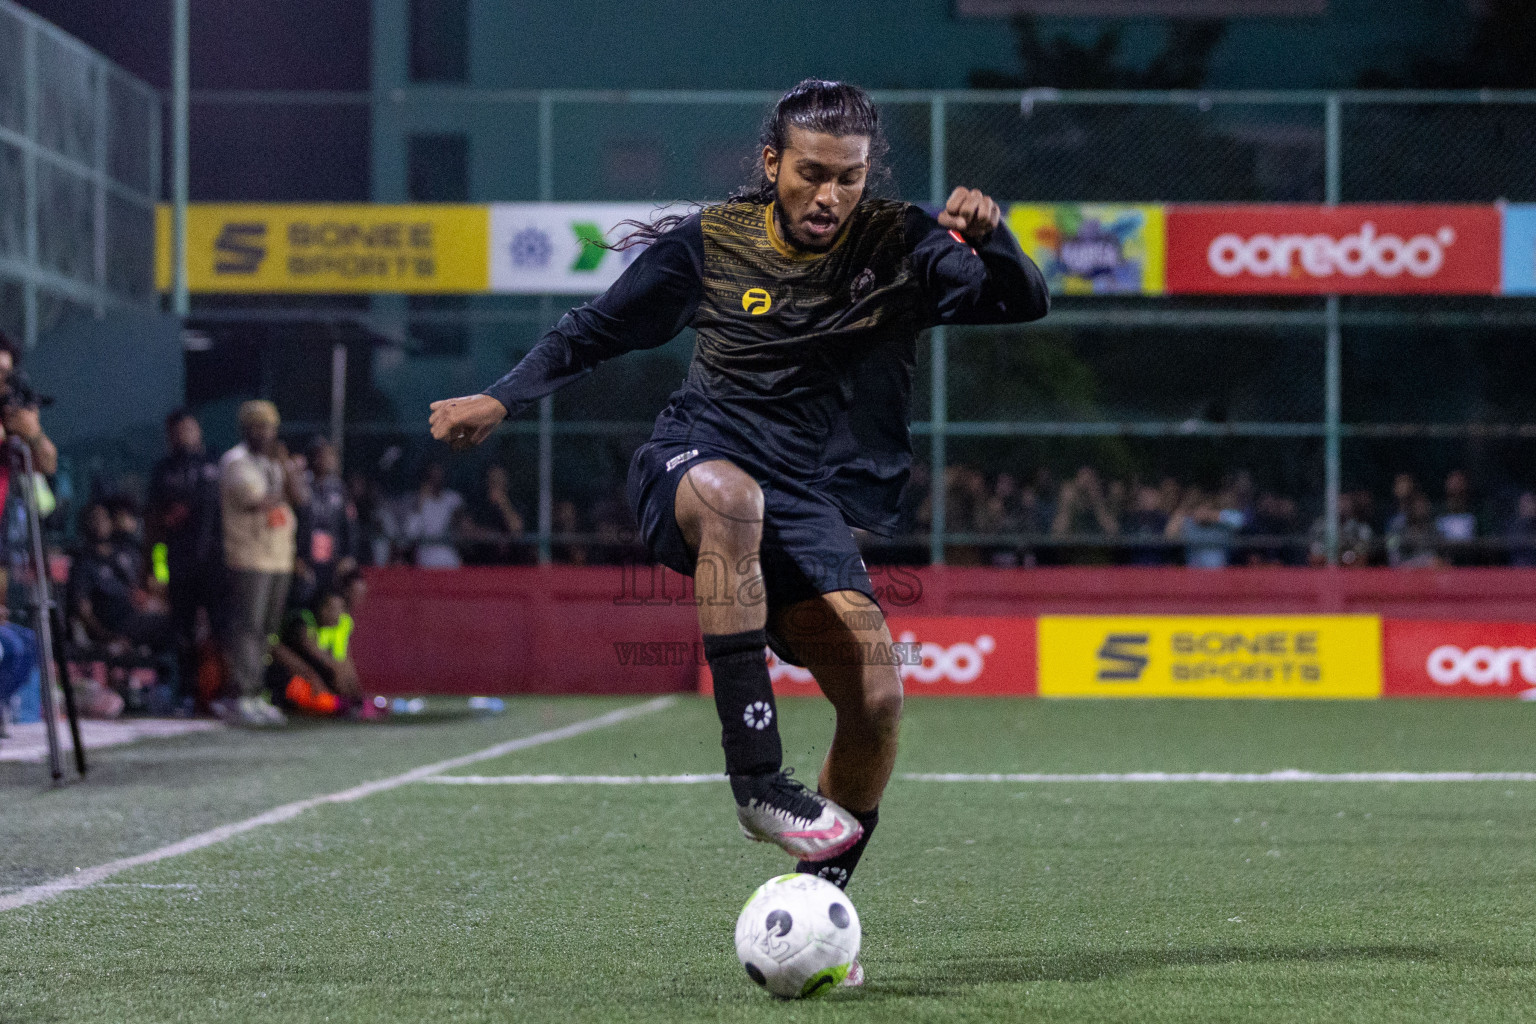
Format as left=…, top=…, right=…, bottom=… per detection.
left=910, top=188, right=1049, bottom=326
left=429, top=394, right=508, bottom=452
left=427, top=214, right=704, bottom=450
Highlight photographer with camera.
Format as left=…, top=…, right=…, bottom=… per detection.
left=0, top=330, right=58, bottom=475
left=0, top=331, right=58, bottom=604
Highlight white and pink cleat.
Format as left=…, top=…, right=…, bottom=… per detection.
left=730, top=769, right=864, bottom=862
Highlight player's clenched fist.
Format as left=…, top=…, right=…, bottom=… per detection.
left=937, top=187, right=1001, bottom=245
left=429, top=394, right=507, bottom=451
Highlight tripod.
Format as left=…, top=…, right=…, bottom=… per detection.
left=9, top=438, right=85, bottom=781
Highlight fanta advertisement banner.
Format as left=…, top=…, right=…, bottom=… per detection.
left=1500, top=204, right=1536, bottom=296
left=697, top=616, right=1037, bottom=697
left=1007, top=204, right=1166, bottom=295
left=1382, top=620, right=1536, bottom=699
left=1038, top=616, right=1382, bottom=699
left=488, top=203, right=671, bottom=294
left=155, top=204, right=490, bottom=293
left=1164, top=204, right=1501, bottom=295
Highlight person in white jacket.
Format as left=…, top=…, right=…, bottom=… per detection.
left=217, top=400, right=308, bottom=725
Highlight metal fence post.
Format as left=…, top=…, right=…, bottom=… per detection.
left=21, top=17, right=36, bottom=348
left=1323, top=93, right=1342, bottom=565
left=92, top=65, right=107, bottom=317
left=928, top=93, right=948, bottom=567
left=536, top=91, right=555, bottom=565
left=171, top=0, right=190, bottom=318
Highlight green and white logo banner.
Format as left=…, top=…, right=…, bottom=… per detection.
left=488, top=202, right=685, bottom=294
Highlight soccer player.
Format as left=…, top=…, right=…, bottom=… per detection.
left=431, top=80, right=1048, bottom=892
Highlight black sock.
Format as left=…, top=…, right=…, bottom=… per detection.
left=798, top=806, right=879, bottom=890
left=704, top=629, right=782, bottom=779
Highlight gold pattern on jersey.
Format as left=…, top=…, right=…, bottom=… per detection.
left=763, top=202, right=851, bottom=261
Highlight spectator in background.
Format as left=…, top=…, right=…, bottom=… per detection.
left=1507, top=492, right=1536, bottom=567
left=218, top=400, right=305, bottom=726
left=1051, top=466, right=1119, bottom=565
left=590, top=485, right=638, bottom=565
left=1387, top=493, right=1440, bottom=568
left=103, top=495, right=149, bottom=583
left=1386, top=473, right=1418, bottom=538
left=1435, top=469, right=1478, bottom=565
left=942, top=465, right=988, bottom=565
left=1307, top=493, right=1373, bottom=566
left=147, top=410, right=222, bottom=704
left=553, top=498, right=587, bottom=565
left=297, top=437, right=356, bottom=600
left=977, top=471, right=1027, bottom=567
left=404, top=462, right=464, bottom=568
left=346, top=469, right=386, bottom=567
left=269, top=587, right=359, bottom=718
left=1168, top=490, right=1233, bottom=568
left=1240, top=491, right=1286, bottom=565
left=1351, top=488, right=1379, bottom=538
left=1121, top=484, right=1171, bottom=566
left=67, top=501, right=175, bottom=656
left=459, top=464, right=528, bottom=565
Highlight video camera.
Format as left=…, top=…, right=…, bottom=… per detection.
left=0, top=369, right=53, bottom=414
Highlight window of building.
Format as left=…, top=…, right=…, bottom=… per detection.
left=408, top=0, right=469, bottom=83
left=408, top=133, right=470, bottom=202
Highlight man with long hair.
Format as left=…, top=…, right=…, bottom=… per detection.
left=430, top=80, right=1048, bottom=919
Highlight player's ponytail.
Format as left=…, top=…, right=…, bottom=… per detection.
left=607, top=79, right=890, bottom=251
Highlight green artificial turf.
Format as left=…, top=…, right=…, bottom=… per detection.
left=3, top=697, right=1535, bottom=1023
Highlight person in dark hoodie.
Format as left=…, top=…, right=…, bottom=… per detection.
left=146, top=410, right=222, bottom=704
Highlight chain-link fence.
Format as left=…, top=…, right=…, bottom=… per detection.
left=145, top=89, right=1536, bottom=567
left=0, top=0, right=160, bottom=349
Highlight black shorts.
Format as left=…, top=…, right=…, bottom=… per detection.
left=626, top=439, right=877, bottom=624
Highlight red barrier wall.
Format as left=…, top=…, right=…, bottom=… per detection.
left=353, top=566, right=1536, bottom=695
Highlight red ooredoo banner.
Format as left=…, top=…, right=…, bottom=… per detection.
left=1165, top=205, right=1501, bottom=295
left=698, top=616, right=1037, bottom=697
left=1383, top=619, right=1536, bottom=698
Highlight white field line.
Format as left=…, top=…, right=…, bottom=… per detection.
left=903, top=770, right=1536, bottom=783
left=0, top=696, right=676, bottom=914
left=426, top=773, right=726, bottom=785
left=418, top=768, right=1536, bottom=786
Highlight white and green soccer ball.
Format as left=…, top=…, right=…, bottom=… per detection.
left=735, top=873, right=861, bottom=999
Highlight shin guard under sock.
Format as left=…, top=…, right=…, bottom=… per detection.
left=703, top=629, right=782, bottom=779
left=798, top=806, right=878, bottom=889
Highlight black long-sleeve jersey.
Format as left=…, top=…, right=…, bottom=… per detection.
left=483, top=198, right=1049, bottom=535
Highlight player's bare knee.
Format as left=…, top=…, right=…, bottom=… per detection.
left=861, top=679, right=904, bottom=739
left=693, top=478, right=764, bottom=543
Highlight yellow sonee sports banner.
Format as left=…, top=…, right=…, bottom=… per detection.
left=1038, top=616, right=1382, bottom=699
left=155, top=204, right=489, bottom=293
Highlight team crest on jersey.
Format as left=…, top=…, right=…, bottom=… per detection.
left=741, top=288, right=773, bottom=315
left=850, top=267, right=876, bottom=302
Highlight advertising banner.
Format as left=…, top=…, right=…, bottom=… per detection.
left=488, top=202, right=674, bottom=294
left=1501, top=204, right=1536, bottom=296
left=1383, top=620, right=1536, bottom=699
left=698, top=616, right=1037, bottom=697
left=1165, top=205, right=1501, bottom=295
left=1038, top=615, right=1382, bottom=698
left=1006, top=204, right=1166, bottom=295
left=155, top=204, right=489, bottom=293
